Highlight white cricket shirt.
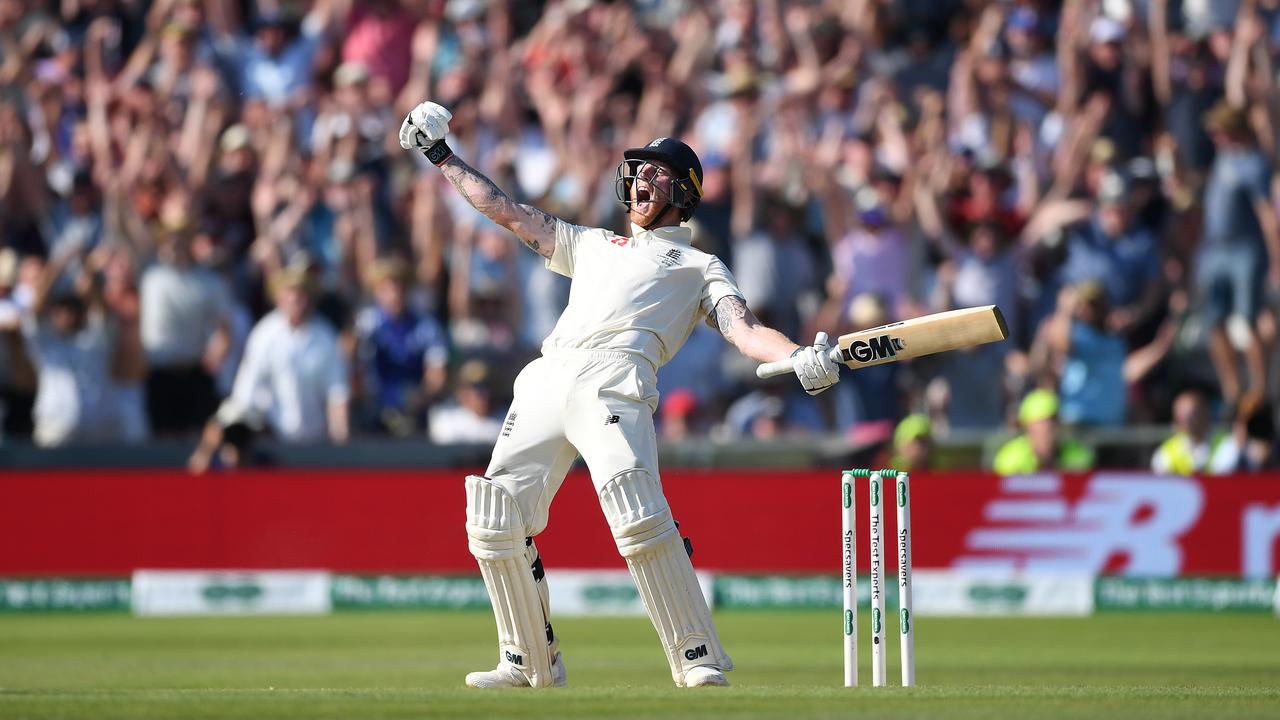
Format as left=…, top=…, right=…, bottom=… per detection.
left=542, top=222, right=743, bottom=369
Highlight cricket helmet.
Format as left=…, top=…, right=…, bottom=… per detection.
left=615, top=137, right=704, bottom=223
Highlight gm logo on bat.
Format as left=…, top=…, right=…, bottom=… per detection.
left=841, top=334, right=905, bottom=363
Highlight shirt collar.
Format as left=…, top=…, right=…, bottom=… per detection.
left=630, top=222, right=693, bottom=246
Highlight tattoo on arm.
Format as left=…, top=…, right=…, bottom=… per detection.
left=439, top=156, right=506, bottom=212
left=709, top=294, right=802, bottom=361
left=438, top=157, right=560, bottom=259
left=709, top=295, right=753, bottom=337
left=514, top=203, right=562, bottom=256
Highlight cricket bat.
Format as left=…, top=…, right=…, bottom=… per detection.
left=756, top=305, right=1008, bottom=379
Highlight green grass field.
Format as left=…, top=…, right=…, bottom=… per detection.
left=1, top=610, right=1278, bottom=719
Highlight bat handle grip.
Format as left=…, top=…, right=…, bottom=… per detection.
left=754, top=347, right=843, bottom=379
left=755, top=358, right=795, bottom=379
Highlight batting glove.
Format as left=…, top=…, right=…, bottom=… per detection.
left=399, top=101, right=454, bottom=165
left=792, top=332, right=841, bottom=396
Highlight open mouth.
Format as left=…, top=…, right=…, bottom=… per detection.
left=635, top=186, right=652, bottom=204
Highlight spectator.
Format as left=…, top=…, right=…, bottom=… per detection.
left=0, top=249, right=35, bottom=439
left=657, top=320, right=725, bottom=401
left=187, top=411, right=264, bottom=475
left=354, top=257, right=448, bottom=436
left=1156, top=30, right=1219, bottom=177
left=918, top=181, right=1019, bottom=429
left=889, top=413, right=934, bottom=472
left=734, top=195, right=819, bottom=339
left=929, top=221, right=1020, bottom=333
left=1034, top=281, right=1128, bottom=426
left=219, top=266, right=349, bottom=444
left=428, top=359, right=503, bottom=445
left=97, top=244, right=150, bottom=443
left=658, top=388, right=699, bottom=442
left=341, top=0, right=415, bottom=100
left=1212, top=400, right=1277, bottom=473
left=722, top=384, right=826, bottom=440
left=312, top=62, right=393, bottom=169
left=1005, top=8, right=1058, bottom=128
left=993, top=389, right=1095, bottom=476
left=1055, top=171, right=1163, bottom=336
left=203, top=124, right=258, bottom=263
left=829, top=183, right=917, bottom=321
left=139, top=226, right=232, bottom=436
left=1031, top=280, right=1184, bottom=427
left=43, top=172, right=104, bottom=262
left=1197, top=101, right=1280, bottom=412
left=20, top=244, right=141, bottom=446
left=723, top=390, right=787, bottom=441
left=213, top=7, right=332, bottom=107
left=827, top=293, right=901, bottom=429
left=449, top=226, right=520, bottom=355
left=1151, top=388, right=1231, bottom=475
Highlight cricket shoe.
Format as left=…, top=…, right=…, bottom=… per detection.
left=465, top=652, right=567, bottom=688
left=683, top=665, right=730, bottom=687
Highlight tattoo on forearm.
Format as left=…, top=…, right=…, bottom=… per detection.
left=526, top=205, right=558, bottom=231
left=441, top=157, right=508, bottom=214
left=438, top=158, right=558, bottom=258
left=517, top=204, right=560, bottom=253
left=711, top=296, right=750, bottom=336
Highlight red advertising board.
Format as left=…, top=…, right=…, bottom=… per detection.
left=2, top=470, right=1278, bottom=577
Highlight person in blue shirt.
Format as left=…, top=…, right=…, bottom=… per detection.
left=211, top=8, right=332, bottom=107
left=1051, top=280, right=1129, bottom=426
left=1056, top=170, right=1162, bottom=337
left=1032, top=279, right=1183, bottom=427
left=354, top=258, right=448, bottom=436
left=1197, top=101, right=1280, bottom=412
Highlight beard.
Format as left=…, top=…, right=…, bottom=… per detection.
left=629, top=183, right=668, bottom=227
left=628, top=201, right=664, bottom=227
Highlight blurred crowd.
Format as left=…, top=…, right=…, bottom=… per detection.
left=0, top=0, right=1278, bottom=471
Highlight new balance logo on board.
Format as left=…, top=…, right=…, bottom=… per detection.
left=604, top=415, right=620, bottom=425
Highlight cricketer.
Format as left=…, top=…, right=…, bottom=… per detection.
left=399, top=100, right=840, bottom=688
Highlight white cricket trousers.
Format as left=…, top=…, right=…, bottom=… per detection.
left=484, top=349, right=661, bottom=535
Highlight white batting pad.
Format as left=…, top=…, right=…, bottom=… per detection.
left=598, top=470, right=732, bottom=685
left=465, top=475, right=556, bottom=688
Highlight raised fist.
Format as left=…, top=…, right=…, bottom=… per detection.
left=399, top=101, right=452, bottom=151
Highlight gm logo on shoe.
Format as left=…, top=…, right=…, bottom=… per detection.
left=683, top=645, right=708, bottom=661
